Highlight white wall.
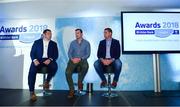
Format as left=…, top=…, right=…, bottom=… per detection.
left=0, top=0, right=180, bottom=19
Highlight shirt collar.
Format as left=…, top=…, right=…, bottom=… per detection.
left=43, top=38, right=50, bottom=42
left=106, top=38, right=112, bottom=41
left=76, top=38, right=84, bottom=44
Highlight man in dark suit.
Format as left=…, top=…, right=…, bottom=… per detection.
left=94, top=28, right=122, bottom=88
left=28, top=29, right=58, bottom=101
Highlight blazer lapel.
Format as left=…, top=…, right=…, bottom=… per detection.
left=47, top=40, right=52, bottom=57
left=40, top=39, right=43, bottom=57
left=110, top=38, right=114, bottom=56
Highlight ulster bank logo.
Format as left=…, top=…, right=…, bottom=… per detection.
left=154, top=29, right=173, bottom=38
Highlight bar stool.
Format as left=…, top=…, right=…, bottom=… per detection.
left=36, top=66, right=52, bottom=96
left=102, top=65, right=118, bottom=98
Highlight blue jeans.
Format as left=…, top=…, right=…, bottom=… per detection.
left=94, top=59, right=122, bottom=82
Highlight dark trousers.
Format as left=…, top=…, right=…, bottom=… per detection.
left=28, top=58, right=58, bottom=92
left=65, top=59, right=89, bottom=91
left=94, top=59, right=122, bottom=82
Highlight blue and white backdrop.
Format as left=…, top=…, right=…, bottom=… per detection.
left=0, top=16, right=179, bottom=91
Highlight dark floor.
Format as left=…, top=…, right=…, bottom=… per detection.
left=1, top=89, right=180, bottom=106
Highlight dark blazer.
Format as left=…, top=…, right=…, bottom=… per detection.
left=97, top=38, right=120, bottom=59
left=30, top=39, right=58, bottom=62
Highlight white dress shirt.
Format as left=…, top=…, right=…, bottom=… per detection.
left=42, top=39, right=50, bottom=58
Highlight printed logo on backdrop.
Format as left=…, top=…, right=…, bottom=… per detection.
left=135, top=22, right=179, bottom=38
left=0, top=22, right=48, bottom=43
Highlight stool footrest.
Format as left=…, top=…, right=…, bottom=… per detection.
left=36, top=91, right=52, bottom=96
left=74, top=90, right=86, bottom=96
left=39, top=84, right=51, bottom=87
left=102, top=92, right=118, bottom=98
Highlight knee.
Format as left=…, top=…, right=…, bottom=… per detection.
left=49, top=62, right=58, bottom=71
left=94, top=60, right=100, bottom=68
left=114, top=59, right=122, bottom=68
left=65, top=68, right=72, bottom=76
left=29, top=63, right=36, bottom=73
left=82, top=64, right=89, bottom=72
left=84, top=61, right=89, bottom=68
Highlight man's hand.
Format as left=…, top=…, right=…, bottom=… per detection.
left=106, top=59, right=113, bottom=65
left=43, top=59, right=51, bottom=65
left=34, top=60, right=40, bottom=66
left=71, top=58, right=81, bottom=64
left=101, top=59, right=113, bottom=66
left=101, top=59, right=106, bottom=65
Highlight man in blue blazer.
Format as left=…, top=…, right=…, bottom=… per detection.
left=94, top=28, right=122, bottom=88
left=28, top=29, right=58, bottom=101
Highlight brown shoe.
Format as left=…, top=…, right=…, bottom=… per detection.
left=67, top=90, right=74, bottom=98
left=100, top=81, right=107, bottom=88
left=30, top=92, right=37, bottom=101
left=78, top=82, right=83, bottom=91
left=44, top=81, right=50, bottom=90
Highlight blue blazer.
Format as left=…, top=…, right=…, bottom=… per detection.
left=97, top=38, right=120, bottom=59
left=30, top=39, right=58, bottom=62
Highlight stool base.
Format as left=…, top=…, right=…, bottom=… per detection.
left=36, top=91, right=52, bottom=96
left=74, top=90, right=86, bottom=96
left=102, top=92, right=118, bottom=98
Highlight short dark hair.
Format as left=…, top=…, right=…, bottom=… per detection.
left=75, top=28, right=83, bottom=33
left=43, top=29, right=51, bottom=34
left=104, top=28, right=112, bottom=33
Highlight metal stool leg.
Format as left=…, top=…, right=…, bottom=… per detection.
left=74, top=83, right=86, bottom=96
left=36, top=73, right=52, bottom=96
left=102, top=73, right=118, bottom=98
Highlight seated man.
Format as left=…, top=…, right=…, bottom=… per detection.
left=94, top=28, right=122, bottom=88
left=28, top=29, right=58, bottom=101
left=66, top=28, right=90, bottom=98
